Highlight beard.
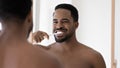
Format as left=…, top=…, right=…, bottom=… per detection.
left=54, top=30, right=74, bottom=43
left=54, top=35, right=68, bottom=42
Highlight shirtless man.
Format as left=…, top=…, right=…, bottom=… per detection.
left=33, top=3, right=106, bottom=68
left=0, top=0, right=61, bottom=68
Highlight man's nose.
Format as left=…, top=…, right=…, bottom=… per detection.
left=56, top=22, right=64, bottom=29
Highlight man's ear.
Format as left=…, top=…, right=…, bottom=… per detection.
left=24, top=10, right=33, bottom=38
left=27, top=10, right=33, bottom=24
left=75, top=22, right=79, bottom=29
left=24, top=10, right=33, bottom=30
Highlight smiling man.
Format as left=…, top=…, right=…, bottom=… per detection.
left=33, top=3, right=106, bottom=68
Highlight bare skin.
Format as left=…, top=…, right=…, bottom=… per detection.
left=33, top=8, right=106, bottom=68
left=36, top=36, right=106, bottom=68
left=46, top=43, right=106, bottom=68
left=0, top=11, right=61, bottom=68
left=0, top=41, right=61, bottom=68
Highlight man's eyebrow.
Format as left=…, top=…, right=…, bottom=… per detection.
left=61, top=18, right=69, bottom=20
left=53, top=19, right=57, bottom=21
left=53, top=18, right=69, bottom=21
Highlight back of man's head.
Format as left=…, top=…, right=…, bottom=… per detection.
left=0, top=0, right=32, bottom=21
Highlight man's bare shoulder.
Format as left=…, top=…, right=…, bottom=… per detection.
left=33, top=42, right=57, bottom=50
left=34, top=44, right=50, bottom=50
left=77, top=43, right=106, bottom=68
left=0, top=42, right=61, bottom=68
left=31, top=44, right=62, bottom=68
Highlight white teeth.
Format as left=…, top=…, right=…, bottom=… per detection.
left=57, top=31, right=62, bottom=34
left=54, top=31, right=63, bottom=35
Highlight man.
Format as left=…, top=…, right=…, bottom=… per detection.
left=0, top=0, right=62, bottom=68
left=33, top=3, right=106, bottom=68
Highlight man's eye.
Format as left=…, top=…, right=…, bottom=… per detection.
left=62, top=20, right=69, bottom=23
left=53, top=21, right=57, bottom=24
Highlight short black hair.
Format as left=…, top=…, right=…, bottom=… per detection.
left=0, top=0, right=32, bottom=20
left=55, top=3, right=79, bottom=22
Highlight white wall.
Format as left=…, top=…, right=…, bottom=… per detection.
left=33, top=0, right=40, bottom=32
left=115, top=0, right=120, bottom=67
left=72, top=0, right=111, bottom=68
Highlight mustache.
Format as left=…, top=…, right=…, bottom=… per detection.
left=54, top=27, right=67, bottom=31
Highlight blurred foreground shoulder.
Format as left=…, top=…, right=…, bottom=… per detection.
left=33, top=45, right=62, bottom=68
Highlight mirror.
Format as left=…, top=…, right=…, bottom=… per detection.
left=33, top=0, right=120, bottom=68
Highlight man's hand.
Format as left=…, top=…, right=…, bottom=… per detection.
left=32, top=31, right=49, bottom=43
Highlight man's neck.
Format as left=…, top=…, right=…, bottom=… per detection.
left=0, top=22, right=27, bottom=44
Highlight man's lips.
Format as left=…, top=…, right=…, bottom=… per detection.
left=54, top=31, right=62, bottom=35
left=54, top=31, right=64, bottom=36
left=54, top=28, right=67, bottom=36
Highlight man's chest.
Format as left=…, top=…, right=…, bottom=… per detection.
left=53, top=53, right=93, bottom=68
